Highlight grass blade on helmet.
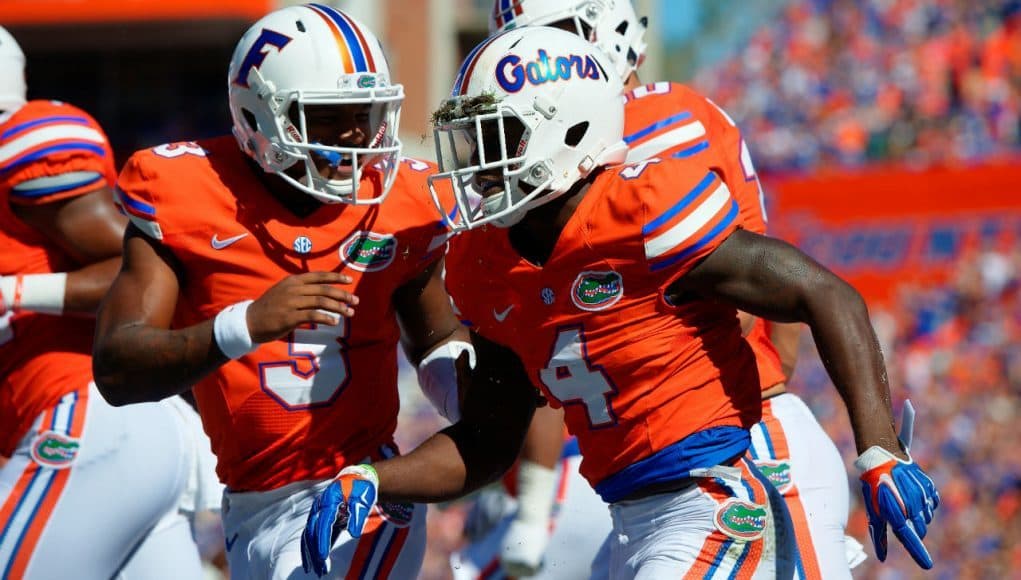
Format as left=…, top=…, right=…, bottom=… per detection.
left=227, top=4, right=404, bottom=205
left=429, top=27, right=628, bottom=232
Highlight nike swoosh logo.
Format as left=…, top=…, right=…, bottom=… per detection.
left=225, top=532, right=239, bottom=552
left=211, top=233, right=249, bottom=250
left=493, top=305, right=514, bottom=322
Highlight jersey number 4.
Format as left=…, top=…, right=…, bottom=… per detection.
left=258, top=321, right=350, bottom=409
left=539, top=326, right=618, bottom=428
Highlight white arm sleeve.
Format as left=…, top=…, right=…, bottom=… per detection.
left=416, top=340, right=475, bottom=423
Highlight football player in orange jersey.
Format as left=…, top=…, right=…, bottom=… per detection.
left=0, top=25, right=214, bottom=579
left=302, top=27, right=940, bottom=578
left=90, top=6, right=521, bottom=580
left=483, top=2, right=858, bottom=577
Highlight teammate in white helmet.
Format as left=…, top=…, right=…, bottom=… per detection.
left=93, top=5, right=490, bottom=579
left=485, top=2, right=869, bottom=576
left=302, top=26, right=939, bottom=579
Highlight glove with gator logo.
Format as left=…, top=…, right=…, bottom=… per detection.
left=854, top=401, right=940, bottom=569
left=300, top=464, right=378, bottom=578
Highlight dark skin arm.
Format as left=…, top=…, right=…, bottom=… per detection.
left=736, top=312, right=801, bottom=382
left=670, top=228, right=904, bottom=458
left=393, top=258, right=469, bottom=365
left=93, top=224, right=359, bottom=406
left=12, top=185, right=126, bottom=314
left=375, top=329, right=540, bottom=503
left=519, top=405, right=566, bottom=471
left=769, top=321, right=801, bottom=381
left=383, top=257, right=541, bottom=502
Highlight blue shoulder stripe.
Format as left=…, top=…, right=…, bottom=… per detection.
left=671, top=140, right=710, bottom=158
left=10, top=174, right=103, bottom=198
left=649, top=198, right=738, bottom=272
left=1, top=143, right=106, bottom=175
left=641, top=170, right=715, bottom=236
left=115, top=186, right=156, bottom=216
left=624, top=111, right=692, bottom=144
left=2, top=116, right=90, bottom=141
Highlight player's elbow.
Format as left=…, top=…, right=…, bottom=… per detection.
left=801, top=271, right=868, bottom=322
left=92, top=364, right=131, bottom=407
left=92, top=345, right=136, bottom=407
left=445, top=408, right=533, bottom=493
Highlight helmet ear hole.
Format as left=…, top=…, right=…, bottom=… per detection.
left=242, top=109, right=259, bottom=133
left=615, top=21, right=628, bottom=34
left=565, top=121, right=589, bottom=147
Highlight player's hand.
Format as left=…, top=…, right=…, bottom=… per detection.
left=855, top=446, right=940, bottom=569
left=247, top=271, right=358, bottom=343
left=300, top=464, right=378, bottom=578
left=500, top=517, right=551, bottom=577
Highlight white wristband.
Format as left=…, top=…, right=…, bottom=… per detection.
left=0, top=273, right=67, bottom=315
left=213, top=300, right=256, bottom=360
left=514, top=460, right=558, bottom=525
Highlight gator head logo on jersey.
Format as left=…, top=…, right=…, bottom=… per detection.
left=755, top=460, right=794, bottom=495
left=571, top=271, right=623, bottom=311
left=30, top=431, right=80, bottom=469
left=340, top=231, right=397, bottom=272
left=714, top=498, right=768, bottom=542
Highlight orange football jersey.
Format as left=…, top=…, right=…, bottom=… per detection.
left=445, top=157, right=761, bottom=500
left=0, top=100, right=116, bottom=455
left=624, top=81, right=785, bottom=391
left=114, top=136, right=447, bottom=491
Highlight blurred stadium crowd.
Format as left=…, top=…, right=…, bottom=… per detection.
left=693, top=0, right=1021, bottom=170
left=793, top=241, right=1021, bottom=579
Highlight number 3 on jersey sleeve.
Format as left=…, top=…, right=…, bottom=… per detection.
left=539, top=326, right=619, bottom=428
left=259, top=320, right=350, bottom=409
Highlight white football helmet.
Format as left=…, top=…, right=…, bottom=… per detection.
left=488, top=0, right=647, bottom=82
left=0, top=26, right=27, bottom=112
left=228, top=4, right=403, bottom=205
left=429, top=27, right=627, bottom=231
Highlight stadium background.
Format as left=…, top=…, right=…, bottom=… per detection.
left=4, top=0, right=1020, bottom=578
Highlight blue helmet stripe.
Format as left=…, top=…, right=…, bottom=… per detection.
left=310, top=3, right=369, bottom=72
left=453, top=34, right=503, bottom=95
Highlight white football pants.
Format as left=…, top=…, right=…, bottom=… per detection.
left=0, top=383, right=214, bottom=579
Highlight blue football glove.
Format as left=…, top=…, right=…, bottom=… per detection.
left=300, top=464, right=378, bottom=578
left=854, top=401, right=940, bottom=569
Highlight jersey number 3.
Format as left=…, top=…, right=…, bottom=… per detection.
left=539, top=326, right=618, bottom=428
left=258, top=321, right=350, bottom=409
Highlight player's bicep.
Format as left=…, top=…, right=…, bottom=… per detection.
left=394, top=257, right=467, bottom=363
left=97, top=224, right=181, bottom=334
left=11, top=184, right=127, bottom=265
left=669, top=229, right=835, bottom=323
